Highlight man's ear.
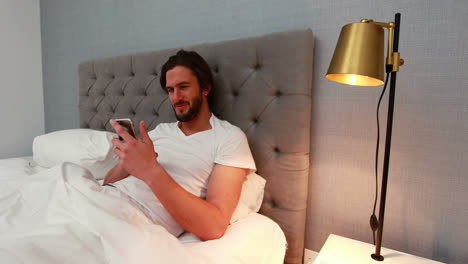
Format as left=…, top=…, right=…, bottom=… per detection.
left=202, top=84, right=211, bottom=96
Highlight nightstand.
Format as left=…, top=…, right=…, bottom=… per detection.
left=313, top=234, right=445, bottom=264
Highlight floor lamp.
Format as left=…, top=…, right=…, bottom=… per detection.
left=325, top=13, right=404, bottom=261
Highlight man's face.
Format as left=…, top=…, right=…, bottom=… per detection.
left=165, top=66, right=205, bottom=122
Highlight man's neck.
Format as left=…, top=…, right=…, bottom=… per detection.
left=178, top=107, right=212, bottom=136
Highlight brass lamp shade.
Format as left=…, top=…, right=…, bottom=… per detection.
left=326, top=22, right=385, bottom=86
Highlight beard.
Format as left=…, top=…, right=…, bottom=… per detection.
left=173, top=93, right=203, bottom=122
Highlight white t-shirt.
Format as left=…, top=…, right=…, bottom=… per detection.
left=113, top=114, right=256, bottom=236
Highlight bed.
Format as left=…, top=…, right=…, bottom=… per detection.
left=0, top=28, right=313, bottom=264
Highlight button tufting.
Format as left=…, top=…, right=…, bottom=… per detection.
left=213, top=65, right=219, bottom=73
left=274, top=147, right=280, bottom=153
left=275, top=90, right=282, bottom=97
left=232, top=90, right=239, bottom=97
left=254, top=63, right=261, bottom=70
left=252, top=117, right=259, bottom=123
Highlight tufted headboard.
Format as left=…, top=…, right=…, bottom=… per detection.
left=79, top=28, right=314, bottom=264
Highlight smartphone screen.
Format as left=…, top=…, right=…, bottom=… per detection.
left=115, top=118, right=136, bottom=140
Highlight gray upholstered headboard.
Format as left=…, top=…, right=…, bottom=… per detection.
left=79, top=28, right=314, bottom=264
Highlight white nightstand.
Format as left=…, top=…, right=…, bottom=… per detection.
left=313, top=234, right=445, bottom=264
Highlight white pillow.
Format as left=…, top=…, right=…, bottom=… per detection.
left=230, top=172, right=266, bottom=224
left=32, top=129, right=118, bottom=180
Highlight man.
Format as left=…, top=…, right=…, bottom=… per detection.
left=103, top=50, right=256, bottom=241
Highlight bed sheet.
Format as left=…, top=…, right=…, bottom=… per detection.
left=0, top=156, right=45, bottom=174
left=0, top=156, right=286, bottom=264
left=181, top=213, right=287, bottom=264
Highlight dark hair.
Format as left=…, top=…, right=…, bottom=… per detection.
left=159, top=50, right=214, bottom=93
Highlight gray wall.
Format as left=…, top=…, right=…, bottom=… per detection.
left=0, top=0, right=44, bottom=159
left=40, top=0, right=468, bottom=263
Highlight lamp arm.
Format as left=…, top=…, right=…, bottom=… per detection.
left=360, top=19, right=404, bottom=72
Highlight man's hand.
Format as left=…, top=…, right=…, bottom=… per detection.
left=110, top=119, right=159, bottom=178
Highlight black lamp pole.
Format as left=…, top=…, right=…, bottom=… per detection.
left=371, top=13, right=401, bottom=262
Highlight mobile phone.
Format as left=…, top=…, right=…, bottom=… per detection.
left=114, top=118, right=137, bottom=140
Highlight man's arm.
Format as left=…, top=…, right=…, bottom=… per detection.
left=143, top=163, right=247, bottom=240
left=103, top=163, right=129, bottom=185
left=109, top=119, right=248, bottom=240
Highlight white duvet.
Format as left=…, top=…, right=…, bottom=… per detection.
left=0, top=162, right=212, bottom=264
